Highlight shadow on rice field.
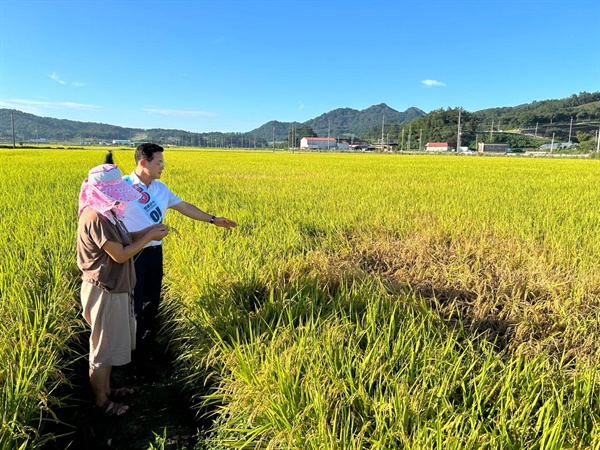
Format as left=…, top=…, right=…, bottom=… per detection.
left=41, top=334, right=205, bottom=450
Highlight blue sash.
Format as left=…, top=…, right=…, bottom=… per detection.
left=123, top=175, right=163, bottom=223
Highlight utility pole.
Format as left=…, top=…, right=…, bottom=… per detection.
left=381, top=115, right=385, bottom=150
left=535, top=122, right=538, bottom=137
left=11, top=109, right=15, bottom=148
left=272, top=126, right=275, bottom=152
left=568, top=117, right=573, bottom=143
left=490, top=120, right=494, bottom=142
left=419, top=129, right=422, bottom=151
left=401, top=128, right=405, bottom=152
left=457, top=107, right=462, bottom=152
left=550, top=133, right=555, bottom=153
left=407, top=124, right=412, bottom=152
left=596, top=125, right=600, bottom=153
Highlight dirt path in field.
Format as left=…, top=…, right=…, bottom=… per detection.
left=44, top=348, right=207, bottom=450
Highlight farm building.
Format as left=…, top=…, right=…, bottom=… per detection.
left=112, top=139, right=132, bottom=146
left=349, top=141, right=370, bottom=151
left=300, top=137, right=338, bottom=150
left=337, top=140, right=350, bottom=151
left=425, top=142, right=457, bottom=152
left=478, top=143, right=508, bottom=153
left=539, top=142, right=576, bottom=150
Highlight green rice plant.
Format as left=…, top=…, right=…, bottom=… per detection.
left=0, top=150, right=103, bottom=448
left=192, top=280, right=600, bottom=449
left=157, top=151, right=600, bottom=448
left=5, top=149, right=600, bottom=448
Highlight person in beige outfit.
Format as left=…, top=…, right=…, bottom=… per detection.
left=77, top=163, right=169, bottom=416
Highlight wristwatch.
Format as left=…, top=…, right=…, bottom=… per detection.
left=210, top=215, right=215, bottom=224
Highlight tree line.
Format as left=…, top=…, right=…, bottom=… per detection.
left=2, top=92, right=599, bottom=150
left=361, top=92, right=600, bottom=151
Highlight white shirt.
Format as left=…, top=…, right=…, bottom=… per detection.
left=122, top=171, right=182, bottom=247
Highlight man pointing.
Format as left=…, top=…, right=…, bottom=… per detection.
left=123, top=143, right=236, bottom=370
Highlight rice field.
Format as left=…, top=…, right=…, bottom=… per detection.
left=3, top=148, right=600, bottom=449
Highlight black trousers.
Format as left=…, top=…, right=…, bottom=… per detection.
left=133, top=245, right=163, bottom=355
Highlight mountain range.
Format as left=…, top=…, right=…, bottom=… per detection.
left=0, top=104, right=424, bottom=147
left=254, top=104, right=425, bottom=142
left=1, top=91, right=599, bottom=148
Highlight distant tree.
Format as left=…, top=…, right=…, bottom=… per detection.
left=363, top=107, right=480, bottom=149
left=288, top=125, right=316, bottom=146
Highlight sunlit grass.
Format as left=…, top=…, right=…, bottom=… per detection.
left=0, top=151, right=93, bottom=449
left=197, top=282, right=600, bottom=449
left=3, top=148, right=600, bottom=448
left=162, top=151, right=600, bottom=448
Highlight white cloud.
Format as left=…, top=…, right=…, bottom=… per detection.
left=141, top=108, right=217, bottom=117
left=49, top=72, right=86, bottom=87
left=48, top=72, right=66, bottom=85
left=421, top=79, right=446, bottom=87
left=0, top=98, right=100, bottom=115
left=59, top=101, right=99, bottom=110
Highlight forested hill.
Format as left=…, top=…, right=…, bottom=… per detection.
left=236, top=104, right=424, bottom=143
left=473, top=92, right=600, bottom=131
left=309, top=104, right=424, bottom=138
left=0, top=103, right=423, bottom=147
left=361, top=91, right=600, bottom=151
left=1, top=92, right=599, bottom=149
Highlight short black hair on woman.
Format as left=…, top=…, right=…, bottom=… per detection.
left=104, top=150, right=115, bottom=165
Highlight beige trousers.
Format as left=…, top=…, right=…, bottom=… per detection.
left=81, top=281, right=136, bottom=369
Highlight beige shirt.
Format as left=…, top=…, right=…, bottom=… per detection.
left=77, top=208, right=136, bottom=293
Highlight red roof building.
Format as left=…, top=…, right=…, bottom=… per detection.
left=425, top=142, right=457, bottom=152
left=300, top=137, right=338, bottom=150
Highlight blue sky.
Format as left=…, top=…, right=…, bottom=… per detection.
left=1, top=0, right=599, bottom=133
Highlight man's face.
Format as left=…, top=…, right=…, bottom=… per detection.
left=143, top=152, right=165, bottom=180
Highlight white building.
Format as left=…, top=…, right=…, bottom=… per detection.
left=425, top=142, right=456, bottom=152
left=478, top=143, right=508, bottom=153
left=112, top=139, right=132, bottom=146
left=300, top=137, right=337, bottom=150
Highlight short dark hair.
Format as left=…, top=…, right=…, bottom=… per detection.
left=104, top=150, right=115, bottom=165
left=134, top=143, right=164, bottom=164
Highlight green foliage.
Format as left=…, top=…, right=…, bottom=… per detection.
left=3, top=92, right=598, bottom=150
left=0, top=151, right=87, bottom=449
left=158, top=150, right=600, bottom=449
left=0, top=105, right=424, bottom=148
left=305, top=104, right=423, bottom=138
left=363, top=107, right=479, bottom=148
left=362, top=92, right=600, bottom=150
left=6, top=149, right=600, bottom=449
left=473, top=92, right=600, bottom=142
left=287, top=125, right=316, bottom=146
left=197, top=285, right=600, bottom=449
